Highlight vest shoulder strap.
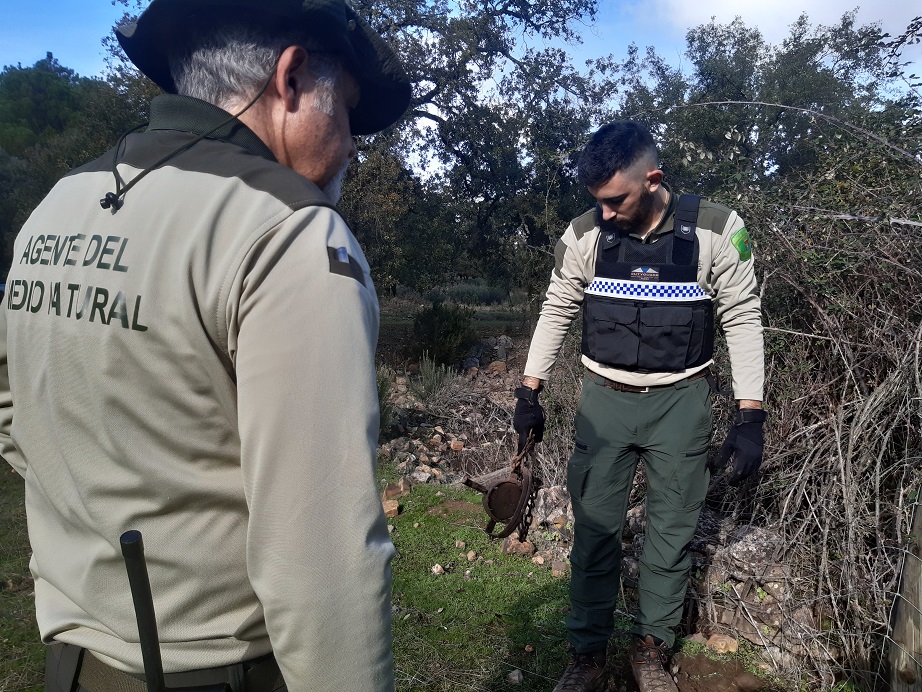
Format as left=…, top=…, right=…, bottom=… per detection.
left=672, top=193, right=701, bottom=265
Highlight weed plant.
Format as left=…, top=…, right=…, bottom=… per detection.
left=409, top=352, right=454, bottom=404
left=412, top=302, right=476, bottom=366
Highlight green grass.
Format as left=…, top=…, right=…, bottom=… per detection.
left=0, top=468, right=42, bottom=692
left=386, top=479, right=573, bottom=691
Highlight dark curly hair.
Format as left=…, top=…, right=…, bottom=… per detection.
left=577, top=121, right=658, bottom=188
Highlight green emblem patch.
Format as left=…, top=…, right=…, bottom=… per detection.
left=731, top=227, right=752, bottom=261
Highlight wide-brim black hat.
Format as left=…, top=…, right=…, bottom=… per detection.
left=116, top=0, right=411, bottom=135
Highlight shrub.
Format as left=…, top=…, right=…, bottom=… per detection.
left=409, top=352, right=454, bottom=403
left=425, top=279, right=507, bottom=306
left=412, top=301, right=476, bottom=366
left=376, top=364, right=395, bottom=438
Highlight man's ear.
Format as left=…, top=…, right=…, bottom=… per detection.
left=646, top=167, right=664, bottom=192
left=274, top=45, right=309, bottom=112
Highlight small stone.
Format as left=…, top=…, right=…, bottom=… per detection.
left=455, top=540, right=467, bottom=549
left=464, top=569, right=472, bottom=580
left=467, top=550, right=477, bottom=562
left=387, top=524, right=395, bottom=533
left=552, top=561, right=569, bottom=577
left=706, top=633, right=738, bottom=654
left=382, top=499, right=399, bottom=518
left=484, top=559, right=494, bottom=566
left=411, top=470, right=433, bottom=484
left=531, top=555, right=545, bottom=566
left=501, top=535, right=536, bottom=557
left=450, top=440, right=464, bottom=452
left=413, top=522, right=420, bottom=528
left=524, top=644, right=534, bottom=653
left=382, top=482, right=408, bottom=501
left=436, top=491, right=443, bottom=496
left=487, top=361, right=507, bottom=374
left=506, top=669, right=523, bottom=685
left=431, top=564, right=445, bottom=575
left=430, top=434, right=443, bottom=445
left=437, top=607, right=444, bottom=613
left=435, top=426, right=445, bottom=434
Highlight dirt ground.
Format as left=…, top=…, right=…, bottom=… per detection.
left=605, top=647, right=775, bottom=692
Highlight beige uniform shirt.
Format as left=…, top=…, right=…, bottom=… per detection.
left=0, top=95, right=394, bottom=690
left=524, top=186, right=764, bottom=400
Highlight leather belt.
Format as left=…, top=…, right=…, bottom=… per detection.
left=588, top=367, right=710, bottom=394
left=76, top=649, right=284, bottom=692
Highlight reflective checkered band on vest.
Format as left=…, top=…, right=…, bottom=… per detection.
left=586, top=278, right=707, bottom=301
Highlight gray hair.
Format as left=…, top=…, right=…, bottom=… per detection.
left=169, top=24, right=341, bottom=115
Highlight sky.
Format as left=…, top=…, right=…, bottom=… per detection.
left=0, top=0, right=919, bottom=79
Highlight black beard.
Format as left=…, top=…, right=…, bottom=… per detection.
left=612, top=188, right=655, bottom=233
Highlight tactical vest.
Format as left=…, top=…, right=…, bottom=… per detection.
left=581, top=194, right=714, bottom=373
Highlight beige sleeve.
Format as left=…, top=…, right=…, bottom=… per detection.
left=523, top=223, right=596, bottom=381
left=709, top=213, right=764, bottom=401
left=227, top=207, right=394, bottom=691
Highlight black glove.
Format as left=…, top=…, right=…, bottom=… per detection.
left=712, top=408, right=766, bottom=486
left=513, top=385, right=545, bottom=452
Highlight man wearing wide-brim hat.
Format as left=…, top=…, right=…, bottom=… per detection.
left=0, top=1, right=411, bottom=690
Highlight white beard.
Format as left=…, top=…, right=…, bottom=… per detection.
left=322, top=160, right=350, bottom=204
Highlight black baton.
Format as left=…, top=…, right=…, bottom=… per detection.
left=120, top=530, right=166, bottom=692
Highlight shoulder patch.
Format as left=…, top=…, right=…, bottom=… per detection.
left=570, top=207, right=598, bottom=240
left=328, top=246, right=367, bottom=286
left=696, top=200, right=733, bottom=235
left=730, top=228, right=752, bottom=261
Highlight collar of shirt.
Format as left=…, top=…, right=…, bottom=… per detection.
left=627, top=181, right=677, bottom=243
left=147, top=94, right=277, bottom=163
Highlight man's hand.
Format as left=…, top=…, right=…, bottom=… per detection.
left=513, top=384, right=545, bottom=453
left=711, top=408, right=766, bottom=485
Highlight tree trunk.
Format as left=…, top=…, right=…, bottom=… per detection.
left=891, top=501, right=922, bottom=690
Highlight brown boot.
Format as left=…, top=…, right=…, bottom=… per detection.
left=629, top=635, right=678, bottom=692
left=552, top=649, right=609, bottom=692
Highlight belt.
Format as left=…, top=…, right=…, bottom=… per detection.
left=76, top=649, right=285, bottom=692
left=587, top=367, right=710, bottom=394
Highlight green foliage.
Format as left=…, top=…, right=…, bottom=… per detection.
left=412, top=302, right=476, bottom=366
left=409, top=352, right=453, bottom=403
left=425, top=278, right=507, bottom=306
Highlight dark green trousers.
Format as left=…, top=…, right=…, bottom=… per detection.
left=566, top=371, right=712, bottom=651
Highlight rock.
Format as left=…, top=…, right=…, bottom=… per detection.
left=623, top=503, right=646, bottom=539
left=413, top=523, right=420, bottom=528
left=706, top=633, right=738, bottom=654
left=487, top=360, right=507, bottom=374
left=431, top=564, right=445, bottom=575
left=382, top=479, right=411, bottom=501
left=455, top=540, right=467, bottom=549
left=382, top=499, right=399, bottom=518
left=684, top=632, right=709, bottom=646
left=552, top=561, right=569, bottom=577
left=621, top=556, right=639, bottom=586
left=496, top=345, right=507, bottom=360
left=411, top=470, right=433, bottom=484
left=467, top=550, right=477, bottom=562
left=387, top=524, right=395, bottom=534
left=464, top=569, right=472, bottom=580
left=533, top=485, right=572, bottom=528
left=502, top=535, right=536, bottom=557
left=430, top=434, right=443, bottom=445
left=506, top=669, right=524, bottom=685
left=450, top=440, right=464, bottom=452
left=531, top=555, right=545, bottom=566
left=524, top=644, right=534, bottom=653
left=463, top=357, right=480, bottom=370
left=496, top=335, right=514, bottom=348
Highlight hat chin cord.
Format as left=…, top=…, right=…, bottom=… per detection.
left=100, top=68, right=277, bottom=212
